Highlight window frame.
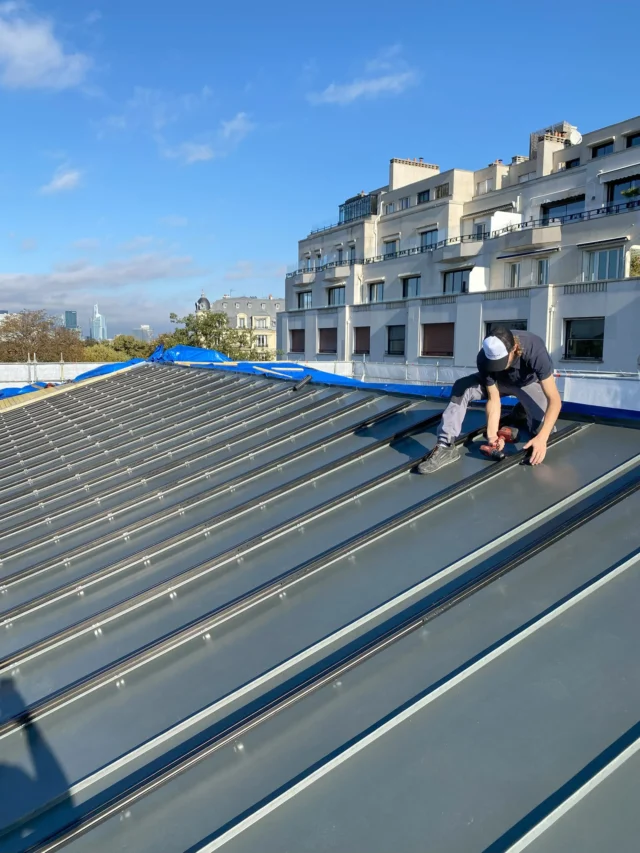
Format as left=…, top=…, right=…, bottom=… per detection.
left=399, top=196, right=410, bottom=210
left=417, top=189, right=431, bottom=204
left=318, top=326, right=338, bottom=354
left=583, top=246, right=624, bottom=282
left=327, top=286, right=346, bottom=306
left=290, top=329, right=305, bottom=353
left=541, top=195, right=586, bottom=225
left=368, top=281, right=384, bottom=303
left=353, top=325, right=370, bottom=355
left=626, top=132, right=640, bottom=148
left=421, top=322, right=455, bottom=357
left=297, top=290, right=312, bottom=309
left=485, top=320, right=528, bottom=337
left=420, top=229, right=438, bottom=249
left=434, top=182, right=450, bottom=199
left=402, top=276, right=420, bottom=299
left=564, top=157, right=580, bottom=169
left=384, top=202, right=395, bottom=215
left=386, top=324, right=406, bottom=356
left=443, top=268, right=471, bottom=294
left=475, top=178, right=494, bottom=196
left=564, top=317, right=605, bottom=361
left=336, top=247, right=343, bottom=264
left=383, top=240, right=398, bottom=257
left=591, top=140, right=614, bottom=159
left=508, top=262, right=521, bottom=289
left=255, top=334, right=268, bottom=348
left=537, top=257, right=549, bottom=286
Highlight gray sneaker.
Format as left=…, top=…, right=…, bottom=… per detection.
left=417, top=443, right=461, bottom=474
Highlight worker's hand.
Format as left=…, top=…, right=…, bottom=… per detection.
left=486, top=436, right=505, bottom=452
left=523, top=433, right=548, bottom=465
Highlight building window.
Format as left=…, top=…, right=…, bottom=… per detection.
left=318, top=327, right=337, bottom=354
left=486, top=320, right=528, bottom=336
left=473, top=222, right=488, bottom=239
left=537, top=257, right=549, bottom=286
left=222, top=302, right=227, bottom=309
left=518, top=172, right=536, bottom=183
left=290, top=329, right=305, bottom=353
left=422, top=322, right=454, bottom=356
left=261, top=303, right=266, bottom=309
left=402, top=276, right=420, bottom=298
left=354, top=326, right=370, bottom=355
left=254, top=317, right=268, bottom=329
left=541, top=195, right=585, bottom=225
left=564, top=318, right=604, bottom=360
left=475, top=178, right=494, bottom=196
left=591, top=141, right=613, bottom=158
left=349, top=244, right=357, bottom=261
left=298, top=290, right=312, bottom=309
left=328, top=286, right=345, bottom=306
left=247, top=302, right=252, bottom=309
left=384, top=240, right=398, bottom=257
left=387, top=325, right=405, bottom=356
left=337, top=247, right=343, bottom=264
left=584, top=247, right=624, bottom=281
left=399, top=196, right=410, bottom=210
left=508, top=263, right=521, bottom=288
left=443, top=269, right=470, bottom=294
left=275, top=303, right=280, bottom=309
left=369, top=282, right=384, bottom=302
left=238, top=316, right=246, bottom=328
left=305, top=257, right=313, bottom=271
left=607, top=175, right=640, bottom=204
left=435, top=182, right=450, bottom=199
left=420, top=229, right=438, bottom=249
left=384, top=202, right=395, bottom=215
left=564, top=157, right=580, bottom=169
left=235, top=302, right=240, bottom=308
left=417, top=189, right=430, bottom=204
left=256, top=335, right=268, bottom=348
left=626, top=132, right=640, bottom=148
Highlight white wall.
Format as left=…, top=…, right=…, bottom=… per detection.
left=0, top=362, right=108, bottom=389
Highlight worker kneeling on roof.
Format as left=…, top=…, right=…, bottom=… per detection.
left=418, top=327, right=562, bottom=474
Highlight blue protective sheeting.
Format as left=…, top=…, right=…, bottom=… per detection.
left=149, top=344, right=228, bottom=364
left=0, top=382, right=48, bottom=399
left=73, top=358, right=146, bottom=383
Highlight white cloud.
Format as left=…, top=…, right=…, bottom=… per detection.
left=85, top=10, right=102, bottom=25
left=162, top=141, right=216, bottom=164
left=99, top=85, right=213, bottom=135
left=20, top=236, right=37, bottom=251
left=73, top=237, right=100, bottom=251
left=0, top=2, right=91, bottom=90
left=40, top=165, right=82, bottom=194
left=0, top=252, right=204, bottom=334
left=224, top=260, right=287, bottom=281
left=160, top=215, right=188, bottom=228
left=220, top=111, right=254, bottom=143
left=308, top=46, right=417, bottom=106
left=120, top=235, right=155, bottom=251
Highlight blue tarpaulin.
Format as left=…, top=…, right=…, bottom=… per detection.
left=148, top=344, right=228, bottom=364
left=73, top=358, right=146, bottom=383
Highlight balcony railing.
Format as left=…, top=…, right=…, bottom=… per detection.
left=285, top=199, right=640, bottom=278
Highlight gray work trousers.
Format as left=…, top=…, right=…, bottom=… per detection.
left=438, top=372, right=549, bottom=444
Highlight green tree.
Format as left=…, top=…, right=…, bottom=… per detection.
left=82, top=343, right=127, bottom=362
left=0, top=310, right=85, bottom=362
left=111, top=334, right=156, bottom=359
left=167, top=312, right=274, bottom=361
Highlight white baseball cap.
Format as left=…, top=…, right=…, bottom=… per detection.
left=478, top=335, right=510, bottom=373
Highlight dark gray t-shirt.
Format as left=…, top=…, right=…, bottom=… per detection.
left=477, top=330, right=554, bottom=388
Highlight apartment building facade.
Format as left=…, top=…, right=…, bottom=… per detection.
left=196, top=292, right=283, bottom=355
left=278, top=116, right=640, bottom=373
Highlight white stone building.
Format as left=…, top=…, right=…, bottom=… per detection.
left=278, top=116, right=640, bottom=375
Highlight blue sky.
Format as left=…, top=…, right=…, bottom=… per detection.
left=0, top=0, right=638, bottom=335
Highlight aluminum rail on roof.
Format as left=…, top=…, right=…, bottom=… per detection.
left=0, top=385, right=336, bottom=505
left=0, top=389, right=378, bottom=525
left=0, top=379, right=295, bottom=482
left=0, top=393, right=399, bottom=536
left=0, top=375, right=264, bottom=470
left=0, top=425, right=584, bottom=728
left=0, top=371, right=238, bottom=458
left=12, top=475, right=639, bottom=853
left=0, top=400, right=422, bottom=598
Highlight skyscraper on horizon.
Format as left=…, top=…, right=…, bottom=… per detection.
left=89, top=304, right=108, bottom=341
left=64, top=310, right=78, bottom=329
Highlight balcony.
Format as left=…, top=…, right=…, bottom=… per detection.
left=439, top=236, right=487, bottom=263
left=289, top=270, right=317, bottom=285
left=502, top=224, right=562, bottom=252
left=323, top=263, right=351, bottom=281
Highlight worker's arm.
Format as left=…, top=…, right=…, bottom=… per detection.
left=485, top=382, right=502, bottom=444
left=523, top=375, right=562, bottom=465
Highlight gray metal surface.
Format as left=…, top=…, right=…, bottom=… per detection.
left=0, top=362, right=638, bottom=853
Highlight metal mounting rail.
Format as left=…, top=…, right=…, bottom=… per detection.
left=0, top=424, right=584, bottom=726
left=0, top=394, right=392, bottom=539
left=16, top=461, right=638, bottom=853
left=0, top=371, right=239, bottom=460
left=0, top=389, right=357, bottom=524
left=0, top=376, right=265, bottom=475
left=1, top=380, right=290, bottom=482
left=0, top=372, right=239, bottom=460
left=0, top=407, right=438, bottom=617
left=0, top=367, right=215, bottom=442
left=0, top=384, right=326, bottom=505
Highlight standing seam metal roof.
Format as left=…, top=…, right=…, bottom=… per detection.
left=0, top=361, right=638, bottom=853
